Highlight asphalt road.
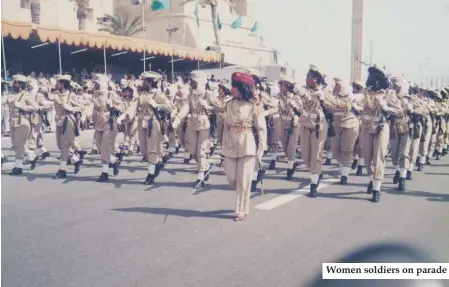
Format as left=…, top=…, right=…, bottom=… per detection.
left=2, top=130, right=448, bottom=287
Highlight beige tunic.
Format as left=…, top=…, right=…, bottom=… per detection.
left=92, top=91, right=124, bottom=131
left=7, top=91, right=39, bottom=128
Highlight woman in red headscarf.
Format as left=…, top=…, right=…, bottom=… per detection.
left=221, top=72, right=267, bottom=221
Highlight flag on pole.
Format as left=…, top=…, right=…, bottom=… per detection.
left=231, top=15, right=242, bottom=29
left=151, top=0, right=170, bottom=11
left=194, top=0, right=200, bottom=27
left=217, top=13, right=222, bottom=30
left=250, top=21, right=258, bottom=33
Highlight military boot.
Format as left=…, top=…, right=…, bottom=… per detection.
left=52, top=169, right=67, bottom=179
left=397, top=178, right=405, bottom=191
left=9, top=167, right=23, bottom=176
left=406, top=170, right=412, bottom=180
left=371, top=190, right=380, bottom=203
left=393, top=171, right=400, bottom=184
left=97, top=172, right=108, bottom=182
left=308, top=184, right=318, bottom=198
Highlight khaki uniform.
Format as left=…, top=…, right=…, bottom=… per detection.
left=169, top=89, right=189, bottom=151
left=359, top=90, right=403, bottom=191
left=7, top=90, right=38, bottom=167
left=324, top=92, right=361, bottom=177
left=435, top=101, right=448, bottom=154
left=176, top=89, right=221, bottom=177
left=28, top=90, right=53, bottom=155
left=297, top=87, right=329, bottom=184
left=121, top=96, right=138, bottom=149
left=352, top=91, right=365, bottom=165
left=419, top=97, right=436, bottom=163
left=92, top=90, right=124, bottom=165
left=406, top=96, right=427, bottom=172
left=222, top=98, right=267, bottom=216
left=216, top=94, right=233, bottom=144
left=121, top=89, right=171, bottom=175
left=50, top=91, right=84, bottom=164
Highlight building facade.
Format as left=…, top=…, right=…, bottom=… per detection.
left=1, top=0, right=114, bottom=32
left=114, top=0, right=277, bottom=67
left=350, top=0, right=363, bottom=82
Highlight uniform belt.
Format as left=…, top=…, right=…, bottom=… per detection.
left=302, top=111, right=321, bottom=119
left=334, top=112, right=345, bottom=116
left=229, top=126, right=252, bottom=133
left=362, top=115, right=381, bottom=121
left=191, top=110, right=207, bottom=115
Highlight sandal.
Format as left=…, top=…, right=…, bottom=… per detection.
left=234, top=214, right=247, bottom=222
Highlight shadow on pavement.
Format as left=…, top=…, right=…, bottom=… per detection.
left=317, top=191, right=371, bottom=202
left=111, top=207, right=235, bottom=220
left=383, top=187, right=449, bottom=203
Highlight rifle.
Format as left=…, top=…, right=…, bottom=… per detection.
left=39, top=110, right=51, bottom=127
left=209, top=112, right=217, bottom=138
left=319, top=100, right=336, bottom=138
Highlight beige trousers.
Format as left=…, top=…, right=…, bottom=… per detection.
left=176, top=120, right=187, bottom=147
left=419, top=117, right=433, bottom=157
left=185, top=128, right=209, bottom=171
left=279, top=125, right=301, bottom=160
left=123, top=120, right=138, bottom=148
left=332, top=125, right=359, bottom=166
left=390, top=132, right=411, bottom=168
left=360, top=125, right=389, bottom=181
left=216, top=121, right=225, bottom=144
left=299, top=121, right=328, bottom=174
left=95, top=126, right=118, bottom=163
left=224, top=155, right=256, bottom=215
left=11, top=121, right=31, bottom=160
left=408, top=126, right=422, bottom=169
left=436, top=122, right=447, bottom=152
left=269, top=117, right=281, bottom=154
left=138, top=119, right=164, bottom=165
left=56, top=118, right=76, bottom=162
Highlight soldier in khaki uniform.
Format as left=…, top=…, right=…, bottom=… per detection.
left=296, top=65, right=331, bottom=197
left=405, top=84, right=427, bottom=179
left=389, top=77, right=418, bottom=191
left=6, top=75, right=39, bottom=175
left=173, top=84, right=189, bottom=154
left=49, top=75, right=85, bottom=179
left=216, top=80, right=233, bottom=167
left=166, top=83, right=187, bottom=156
left=28, top=80, right=53, bottom=160
left=351, top=80, right=365, bottom=175
left=360, top=65, right=403, bottom=202
left=221, top=71, right=267, bottom=221
left=273, top=77, right=301, bottom=179
left=417, top=89, right=437, bottom=170
left=172, top=71, right=221, bottom=187
left=324, top=78, right=361, bottom=184
left=120, top=86, right=139, bottom=154
left=117, top=71, right=172, bottom=185
left=92, top=74, right=125, bottom=182
left=434, top=89, right=449, bottom=160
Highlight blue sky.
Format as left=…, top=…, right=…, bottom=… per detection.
left=254, top=0, right=449, bottom=85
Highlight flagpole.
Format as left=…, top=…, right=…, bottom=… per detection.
left=2, top=37, right=7, bottom=81
left=143, top=0, right=146, bottom=72
left=169, top=0, right=174, bottom=81
left=103, top=39, right=107, bottom=74
left=56, top=0, right=62, bottom=74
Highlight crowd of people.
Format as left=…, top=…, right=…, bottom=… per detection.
left=1, top=64, right=449, bottom=221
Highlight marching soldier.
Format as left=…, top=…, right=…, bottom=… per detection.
left=117, top=71, right=172, bottom=185
left=173, top=84, right=189, bottom=155
left=6, top=74, right=39, bottom=175
left=120, top=86, right=139, bottom=154
left=50, top=75, right=85, bottom=179
left=434, top=88, right=449, bottom=160
left=172, top=71, right=221, bottom=187
left=360, top=65, right=403, bottom=202
left=296, top=65, right=333, bottom=197
left=92, top=74, right=125, bottom=182
left=216, top=80, right=233, bottom=167
left=417, top=88, right=437, bottom=171
left=221, top=71, right=267, bottom=221
left=426, top=89, right=440, bottom=164
left=406, top=83, right=426, bottom=179
left=324, top=78, right=361, bottom=184
left=351, top=80, right=365, bottom=175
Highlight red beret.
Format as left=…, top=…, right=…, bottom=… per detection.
left=231, top=72, right=254, bottom=87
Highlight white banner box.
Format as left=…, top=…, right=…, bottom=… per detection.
left=322, top=263, right=449, bottom=280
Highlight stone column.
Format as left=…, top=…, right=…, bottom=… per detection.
left=350, top=0, right=364, bottom=82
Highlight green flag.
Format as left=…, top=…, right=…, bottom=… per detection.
left=194, top=0, right=200, bottom=27
left=217, top=13, right=222, bottom=30
left=250, top=21, right=258, bottom=33
left=151, top=0, right=170, bottom=11
left=231, top=15, right=242, bottom=29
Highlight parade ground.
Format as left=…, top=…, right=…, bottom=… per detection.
left=2, top=131, right=449, bottom=287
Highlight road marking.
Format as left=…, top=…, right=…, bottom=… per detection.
left=254, top=178, right=339, bottom=210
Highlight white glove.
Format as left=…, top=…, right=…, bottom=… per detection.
left=317, top=91, right=325, bottom=101
left=106, top=99, right=113, bottom=107
left=116, top=116, right=123, bottom=125
left=172, top=118, right=180, bottom=130
left=407, top=104, right=413, bottom=111
left=379, top=100, right=388, bottom=109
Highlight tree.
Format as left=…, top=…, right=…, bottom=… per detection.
left=98, top=12, right=144, bottom=37
left=70, top=0, right=90, bottom=30
left=30, top=0, right=41, bottom=24
left=180, top=0, right=231, bottom=52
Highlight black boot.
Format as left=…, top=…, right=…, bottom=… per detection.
left=317, top=174, right=324, bottom=187
left=286, top=169, right=295, bottom=180
left=417, top=163, right=423, bottom=171
left=41, top=151, right=50, bottom=160
left=415, top=157, right=420, bottom=167
left=141, top=156, right=148, bottom=163
left=9, top=167, right=23, bottom=176
left=74, top=160, right=82, bottom=175
left=194, top=179, right=204, bottom=189
left=77, top=150, right=87, bottom=161
left=89, top=149, right=98, bottom=155
left=425, top=156, right=431, bottom=165
left=168, top=152, right=174, bottom=158
left=324, top=158, right=331, bottom=165
left=367, top=181, right=373, bottom=194
left=268, top=160, right=276, bottom=170
left=393, top=171, right=400, bottom=184
left=154, top=162, right=164, bottom=178
left=204, top=166, right=213, bottom=182
left=144, top=174, right=155, bottom=185
left=30, top=156, right=37, bottom=170
left=162, top=154, right=170, bottom=163
left=406, top=170, right=412, bottom=180
left=308, top=184, right=317, bottom=198
left=436, top=152, right=441, bottom=160
left=1, top=156, right=7, bottom=165
left=443, top=148, right=448, bottom=156
left=251, top=181, right=258, bottom=192
left=397, top=178, right=405, bottom=191
left=52, top=169, right=66, bottom=179
left=356, top=165, right=363, bottom=176
left=432, top=150, right=438, bottom=157
left=183, top=158, right=190, bottom=164
left=351, top=159, right=358, bottom=170
left=209, top=145, right=216, bottom=155
left=97, top=172, right=108, bottom=182
left=112, top=161, right=120, bottom=176
left=175, top=146, right=180, bottom=154
left=371, top=190, right=380, bottom=203
left=340, top=176, right=348, bottom=185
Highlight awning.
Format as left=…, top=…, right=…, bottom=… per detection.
left=1, top=20, right=221, bottom=63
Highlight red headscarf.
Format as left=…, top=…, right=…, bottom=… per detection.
left=231, top=72, right=254, bottom=87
